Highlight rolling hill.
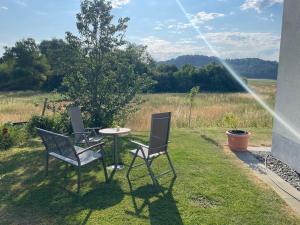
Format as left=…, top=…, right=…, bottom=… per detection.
left=159, top=55, right=278, bottom=80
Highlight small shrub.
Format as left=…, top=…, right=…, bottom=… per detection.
left=0, top=123, right=28, bottom=150
left=27, top=115, right=56, bottom=136
left=27, top=113, right=72, bottom=137
left=222, top=113, right=240, bottom=128
left=54, top=112, right=73, bottom=134
left=0, top=126, right=13, bottom=150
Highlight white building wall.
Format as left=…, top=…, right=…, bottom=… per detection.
left=272, top=0, right=300, bottom=173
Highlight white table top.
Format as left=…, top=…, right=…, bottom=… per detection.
left=99, top=128, right=131, bottom=136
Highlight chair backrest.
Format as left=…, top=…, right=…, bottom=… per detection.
left=148, top=112, right=171, bottom=155
left=37, top=128, right=78, bottom=162
left=68, top=106, right=85, bottom=142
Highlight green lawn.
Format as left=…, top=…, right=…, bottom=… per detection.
left=0, top=129, right=298, bottom=225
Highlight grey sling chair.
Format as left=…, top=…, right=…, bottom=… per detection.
left=69, top=106, right=103, bottom=146
left=126, top=112, right=176, bottom=185
left=37, top=128, right=108, bottom=193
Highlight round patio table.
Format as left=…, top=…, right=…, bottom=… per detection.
left=99, top=128, right=131, bottom=171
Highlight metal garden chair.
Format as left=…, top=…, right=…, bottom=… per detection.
left=37, top=128, right=108, bottom=193
left=69, top=106, right=103, bottom=146
left=126, top=112, right=176, bottom=185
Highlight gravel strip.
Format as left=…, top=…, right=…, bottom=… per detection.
left=250, top=151, right=300, bottom=191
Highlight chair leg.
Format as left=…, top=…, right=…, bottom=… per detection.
left=149, top=158, right=154, bottom=167
left=77, top=167, right=81, bottom=194
left=65, top=162, right=69, bottom=174
left=126, top=153, right=138, bottom=178
left=166, top=152, right=177, bottom=178
left=101, top=159, right=109, bottom=182
left=140, top=149, right=157, bottom=185
left=45, top=154, right=49, bottom=176
left=144, top=158, right=158, bottom=185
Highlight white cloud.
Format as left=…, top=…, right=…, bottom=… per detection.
left=202, top=32, right=281, bottom=60
left=15, top=0, right=27, bottom=7
left=259, top=13, right=275, bottom=22
left=153, top=22, right=163, bottom=30
left=153, top=21, right=176, bottom=31
left=204, top=25, right=214, bottom=31
left=0, top=6, right=8, bottom=10
left=154, top=26, right=163, bottom=30
left=0, top=43, right=7, bottom=57
left=136, top=31, right=281, bottom=61
left=241, top=0, right=283, bottom=13
left=139, top=36, right=208, bottom=61
left=111, top=0, right=130, bottom=8
left=189, top=11, right=225, bottom=25
left=154, top=11, right=224, bottom=32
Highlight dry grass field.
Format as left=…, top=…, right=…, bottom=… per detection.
left=0, top=91, right=63, bottom=123
left=0, top=79, right=276, bottom=132
left=127, top=79, right=276, bottom=131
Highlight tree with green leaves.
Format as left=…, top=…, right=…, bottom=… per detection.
left=153, top=64, right=178, bottom=92
left=39, top=39, right=69, bottom=91
left=63, top=0, right=153, bottom=127
left=0, top=38, right=49, bottom=90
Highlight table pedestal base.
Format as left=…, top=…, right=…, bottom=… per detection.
left=107, top=164, right=124, bottom=171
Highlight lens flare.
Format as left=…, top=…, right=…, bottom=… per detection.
left=175, top=0, right=300, bottom=141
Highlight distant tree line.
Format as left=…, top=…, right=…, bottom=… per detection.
left=153, top=63, right=245, bottom=93
left=227, top=58, right=278, bottom=80
left=0, top=38, right=76, bottom=91
left=0, top=38, right=245, bottom=93
left=161, top=55, right=278, bottom=80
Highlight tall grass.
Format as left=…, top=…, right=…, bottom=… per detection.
left=0, top=80, right=276, bottom=131
left=0, top=91, right=63, bottom=123
left=126, top=80, right=276, bottom=131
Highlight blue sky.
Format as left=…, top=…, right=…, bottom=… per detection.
left=0, top=0, right=283, bottom=61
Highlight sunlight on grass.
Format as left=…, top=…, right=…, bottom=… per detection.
left=0, top=129, right=298, bottom=224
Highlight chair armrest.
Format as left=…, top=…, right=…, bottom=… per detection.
left=76, top=142, right=105, bottom=155
left=85, top=128, right=101, bottom=136
left=73, top=131, right=91, bottom=135
left=86, top=127, right=101, bottom=130
left=130, top=140, right=149, bottom=149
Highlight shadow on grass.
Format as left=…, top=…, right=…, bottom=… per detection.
left=231, top=150, right=266, bottom=174
left=126, top=178, right=183, bottom=225
left=200, top=134, right=221, bottom=148
left=1, top=132, right=179, bottom=224
left=102, top=133, right=148, bottom=167
left=0, top=148, right=124, bottom=225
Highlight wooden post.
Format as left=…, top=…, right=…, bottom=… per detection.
left=188, top=102, right=192, bottom=128
left=52, top=105, right=56, bottom=115
left=42, top=98, right=48, bottom=116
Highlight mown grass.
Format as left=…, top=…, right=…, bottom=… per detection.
left=0, top=129, right=299, bottom=225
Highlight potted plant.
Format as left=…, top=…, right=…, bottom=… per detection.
left=224, top=114, right=250, bottom=151
left=226, top=130, right=250, bottom=151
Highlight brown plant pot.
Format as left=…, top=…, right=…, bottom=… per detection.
left=226, top=130, right=250, bottom=151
